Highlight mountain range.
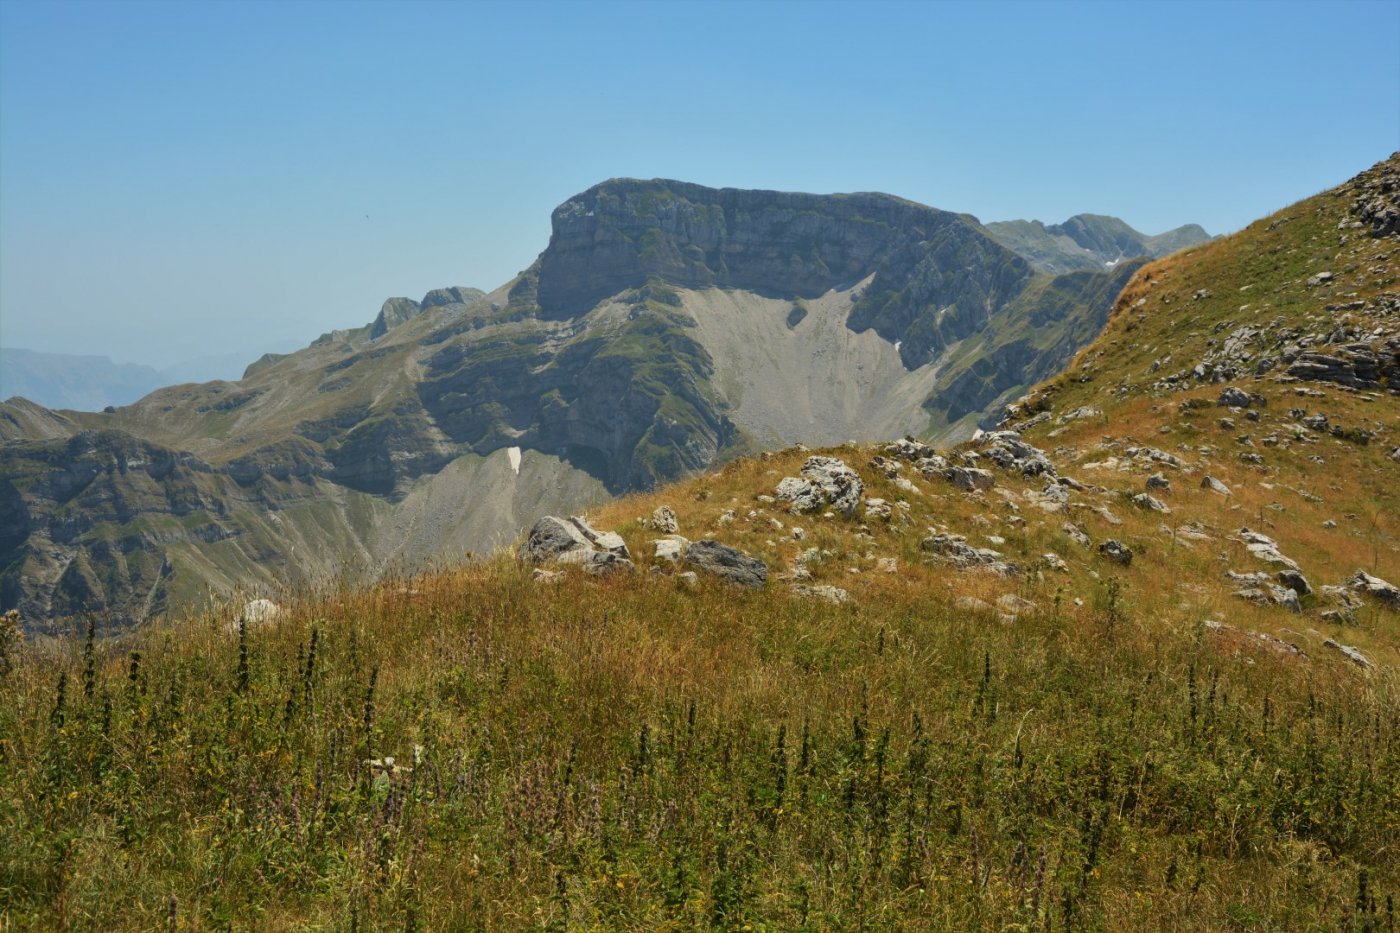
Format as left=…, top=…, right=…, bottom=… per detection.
left=4, top=153, right=1395, bottom=928
left=1, top=181, right=1211, bottom=631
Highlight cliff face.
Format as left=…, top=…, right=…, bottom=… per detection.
left=536, top=181, right=966, bottom=315
left=2, top=178, right=1148, bottom=630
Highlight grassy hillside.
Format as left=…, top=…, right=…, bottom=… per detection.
left=2, top=157, right=1396, bottom=929
left=3, top=429, right=1397, bottom=929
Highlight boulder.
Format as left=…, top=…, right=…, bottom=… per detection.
left=653, top=535, right=689, bottom=563
left=1218, top=387, right=1252, bottom=408
left=1145, top=473, right=1171, bottom=490
left=1238, top=528, right=1299, bottom=570
left=913, top=455, right=949, bottom=477
left=519, top=516, right=594, bottom=563
left=884, top=437, right=934, bottom=461
left=1098, top=540, right=1133, bottom=566
left=800, top=456, right=864, bottom=515
left=1233, top=583, right=1301, bottom=613
left=945, top=466, right=995, bottom=491
left=645, top=505, right=679, bottom=534
left=1349, top=570, right=1400, bottom=610
left=1131, top=493, right=1170, bottom=513
left=685, top=540, right=768, bottom=588
left=1276, top=569, right=1312, bottom=597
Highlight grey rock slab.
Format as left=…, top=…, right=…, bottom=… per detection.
left=921, top=531, right=1019, bottom=576
left=1200, top=475, right=1233, bottom=496
left=1323, top=638, right=1372, bottom=669
left=1349, top=570, right=1400, bottom=609
left=791, top=584, right=850, bottom=604
left=569, top=515, right=630, bottom=558
left=685, top=539, right=768, bottom=588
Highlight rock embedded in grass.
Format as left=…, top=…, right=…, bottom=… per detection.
left=684, top=539, right=768, bottom=588
left=1349, top=570, right=1400, bottom=610
left=945, top=466, right=995, bottom=492
left=1201, top=475, right=1233, bottom=496
left=791, top=584, right=849, bottom=604
left=1097, top=539, right=1133, bottom=566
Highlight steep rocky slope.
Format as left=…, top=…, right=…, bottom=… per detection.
left=2, top=180, right=1159, bottom=630
left=984, top=213, right=1212, bottom=274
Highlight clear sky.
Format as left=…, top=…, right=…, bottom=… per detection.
left=1, top=0, right=1397, bottom=370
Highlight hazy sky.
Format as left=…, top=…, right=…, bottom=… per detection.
left=1, top=0, right=1397, bottom=369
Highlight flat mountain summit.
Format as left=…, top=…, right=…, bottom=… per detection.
left=4, top=178, right=1203, bottom=630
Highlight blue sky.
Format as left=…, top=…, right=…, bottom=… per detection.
left=1, top=0, right=1397, bottom=369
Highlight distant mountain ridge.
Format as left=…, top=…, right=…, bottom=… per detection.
left=983, top=213, right=1212, bottom=274
left=3, top=177, right=1153, bottom=630
left=0, top=348, right=168, bottom=411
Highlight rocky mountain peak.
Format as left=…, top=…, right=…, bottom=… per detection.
left=535, top=178, right=980, bottom=319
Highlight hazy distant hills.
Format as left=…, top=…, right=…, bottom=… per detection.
left=1, top=344, right=307, bottom=411
left=2, top=179, right=1170, bottom=629
left=982, top=213, right=1212, bottom=274
left=0, top=348, right=169, bottom=411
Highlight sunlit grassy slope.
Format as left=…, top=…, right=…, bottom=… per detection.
left=2, top=155, right=1397, bottom=929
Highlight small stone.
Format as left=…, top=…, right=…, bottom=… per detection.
left=1146, top=473, right=1171, bottom=490
left=876, top=557, right=898, bottom=574
left=996, top=593, right=1037, bottom=618
left=791, top=584, right=849, bottom=604
left=1201, top=475, right=1232, bottom=496
left=1062, top=523, right=1092, bottom=548
left=532, top=568, right=564, bottom=584
left=1131, top=493, right=1170, bottom=513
